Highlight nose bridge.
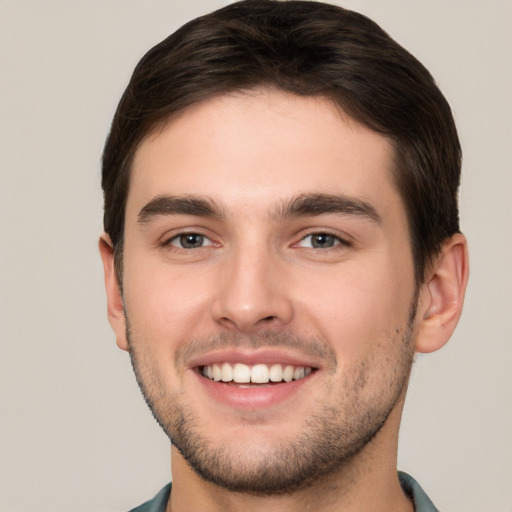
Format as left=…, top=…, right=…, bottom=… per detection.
left=212, top=236, right=293, bottom=331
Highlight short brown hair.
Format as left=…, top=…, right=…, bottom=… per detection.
left=102, top=0, right=461, bottom=283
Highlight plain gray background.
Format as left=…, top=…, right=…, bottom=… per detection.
left=0, top=1, right=511, bottom=511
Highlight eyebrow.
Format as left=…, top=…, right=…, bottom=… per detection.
left=273, top=193, right=382, bottom=223
left=137, top=192, right=381, bottom=224
left=138, top=195, right=223, bottom=223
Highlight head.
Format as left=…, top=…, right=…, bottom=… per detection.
left=102, top=0, right=461, bottom=287
left=100, top=0, right=468, bottom=497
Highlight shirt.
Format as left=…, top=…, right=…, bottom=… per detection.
left=128, top=471, right=438, bottom=511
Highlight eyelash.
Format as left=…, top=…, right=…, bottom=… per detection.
left=164, top=232, right=215, bottom=249
left=162, top=230, right=351, bottom=251
left=294, top=232, right=352, bottom=250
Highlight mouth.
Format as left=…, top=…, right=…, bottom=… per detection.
left=200, top=362, right=314, bottom=386
left=190, top=352, right=321, bottom=409
left=187, top=347, right=323, bottom=408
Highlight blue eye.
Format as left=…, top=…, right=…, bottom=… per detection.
left=170, top=233, right=210, bottom=249
left=299, top=233, right=344, bottom=249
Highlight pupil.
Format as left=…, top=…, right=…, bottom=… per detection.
left=181, top=234, right=203, bottom=248
left=312, top=234, right=334, bottom=248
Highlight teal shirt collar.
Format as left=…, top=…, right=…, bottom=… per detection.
left=130, top=472, right=438, bottom=512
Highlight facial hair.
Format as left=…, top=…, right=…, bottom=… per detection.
left=126, top=306, right=416, bottom=496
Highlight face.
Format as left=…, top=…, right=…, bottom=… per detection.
left=116, top=89, right=418, bottom=493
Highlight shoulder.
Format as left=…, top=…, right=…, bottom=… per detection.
left=128, top=483, right=172, bottom=512
left=127, top=476, right=436, bottom=511
left=398, top=472, right=439, bottom=512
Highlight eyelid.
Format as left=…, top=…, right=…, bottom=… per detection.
left=160, top=228, right=219, bottom=249
left=293, top=230, right=353, bottom=249
left=169, top=233, right=212, bottom=248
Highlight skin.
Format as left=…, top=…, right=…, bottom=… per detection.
left=100, top=88, right=468, bottom=512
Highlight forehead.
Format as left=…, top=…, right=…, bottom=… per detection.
left=128, top=89, right=400, bottom=220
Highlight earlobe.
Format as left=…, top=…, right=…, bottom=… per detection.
left=415, top=233, right=469, bottom=353
left=98, top=233, right=129, bottom=351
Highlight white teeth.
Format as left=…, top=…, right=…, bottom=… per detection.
left=201, top=362, right=312, bottom=384
left=221, top=362, right=233, bottom=382
left=283, top=365, right=294, bottom=382
left=269, top=364, right=283, bottom=382
left=212, top=363, right=222, bottom=382
left=293, top=367, right=305, bottom=380
left=251, top=364, right=269, bottom=384
left=233, top=363, right=251, bottom=383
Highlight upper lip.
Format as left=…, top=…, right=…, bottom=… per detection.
left=187, top=348, right=322, bottom=370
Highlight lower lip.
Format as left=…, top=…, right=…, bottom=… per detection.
left=194, top=371, right=315, bottom=410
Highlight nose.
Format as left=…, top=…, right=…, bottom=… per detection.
left=211, top=245, right=294, bottom=333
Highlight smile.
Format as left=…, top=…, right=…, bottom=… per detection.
left=201, top=362, right=313, bottom=384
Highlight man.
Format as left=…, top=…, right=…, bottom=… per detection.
left=99, top=1, right=469, bottom=511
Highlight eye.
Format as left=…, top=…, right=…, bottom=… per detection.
left=168, top=233, right=212, bottom=249
left=297, top=233, right=347, bottom=249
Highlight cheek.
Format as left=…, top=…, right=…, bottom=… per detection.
left=122, top=259, right=216, bottom=349
left=294, top=257, right=415, bottom=359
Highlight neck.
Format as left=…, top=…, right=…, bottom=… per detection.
left=167, top=399, right=413, bottom=512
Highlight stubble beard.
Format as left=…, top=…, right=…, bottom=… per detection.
left=126, top=307, right=416, bottom=496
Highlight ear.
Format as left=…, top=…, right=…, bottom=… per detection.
left=414, top=233, right=469, bottom=353
left=99, top=233, right=129, bottom=351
